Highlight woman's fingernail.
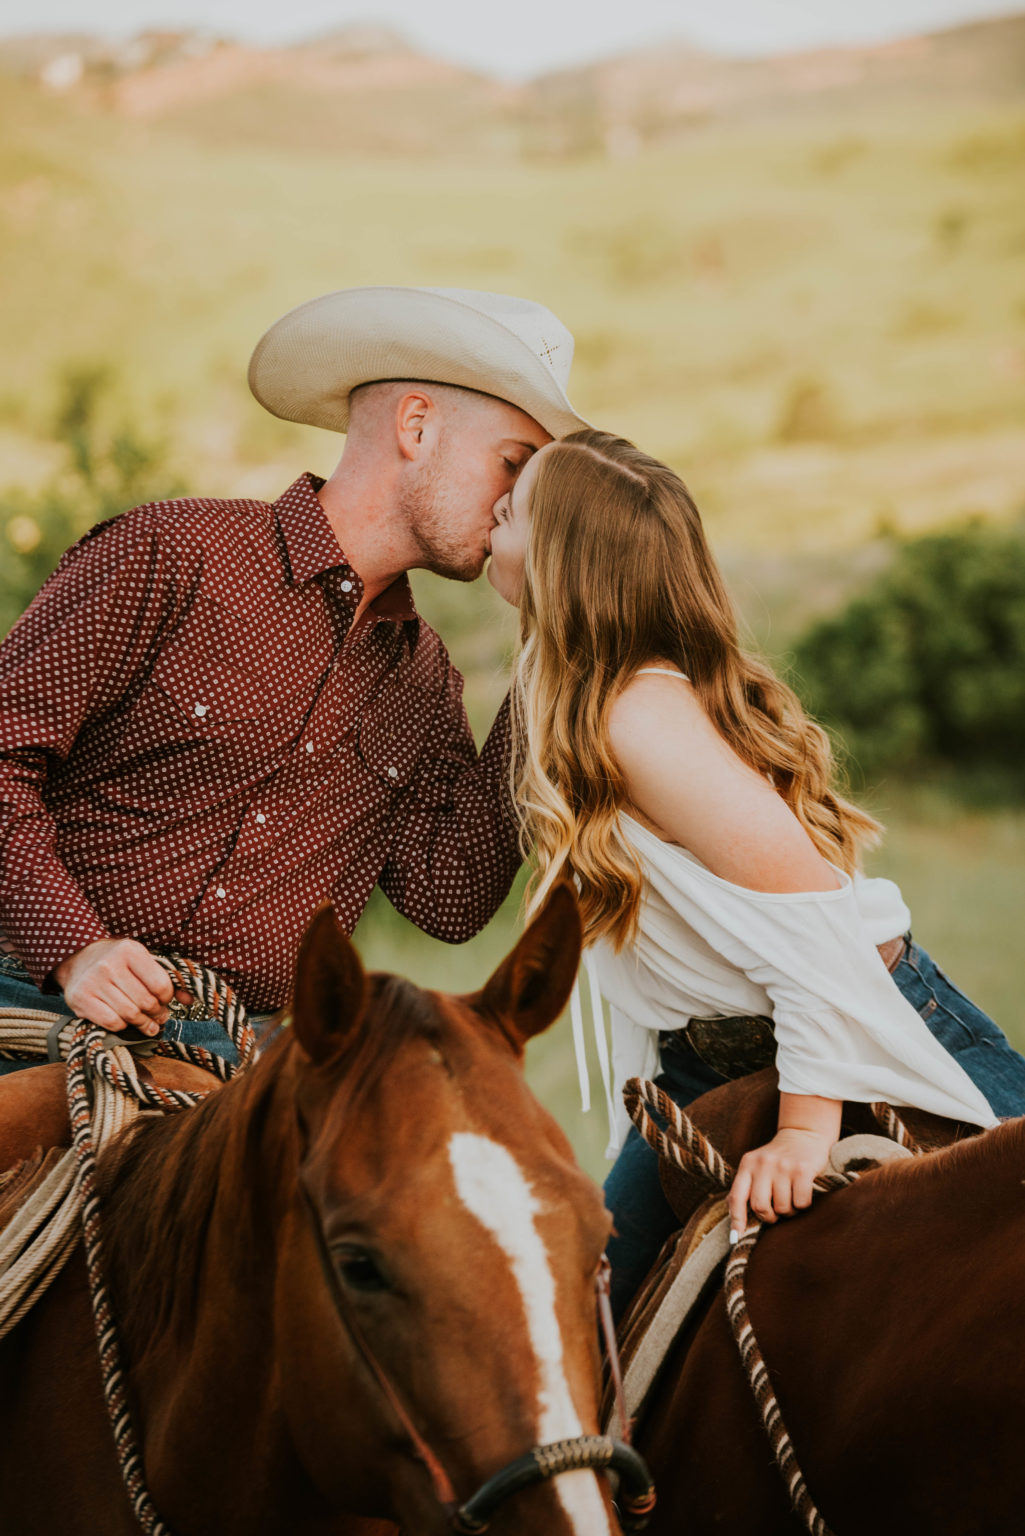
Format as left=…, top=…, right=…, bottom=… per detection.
left=729, top=1228, right=739, bottom=1246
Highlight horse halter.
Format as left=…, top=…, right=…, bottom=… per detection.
left=299, top=1184, right=657, bottom=1533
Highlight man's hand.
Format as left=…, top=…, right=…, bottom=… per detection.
left=53, top=937, right=176, bottom=1034
left=728, top=1127, right=833, bottom=1240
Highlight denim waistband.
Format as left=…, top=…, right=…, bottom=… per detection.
left=0, top=949, right=32, bottom=982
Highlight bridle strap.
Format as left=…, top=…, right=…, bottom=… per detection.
left=297, top=1181, right=460, bottom=1509
left=597, top=1255, right=632, bottom=1443
left=300, top=1182, right=653, bottom=1528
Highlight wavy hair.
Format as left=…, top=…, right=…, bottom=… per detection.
left=511, top=430, right=881, bottom=948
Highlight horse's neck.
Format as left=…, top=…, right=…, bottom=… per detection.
left=95, top=1048, right=309, bottom=1528
left=100, top=1045, right=295, bottom=1349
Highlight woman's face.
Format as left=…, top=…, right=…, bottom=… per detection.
left=486, top=443, right=551, bottom=605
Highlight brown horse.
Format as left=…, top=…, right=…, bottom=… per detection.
left=0, top=887, right=630, bottom=1536
left=633, top=1070, right=1025, bottom=1534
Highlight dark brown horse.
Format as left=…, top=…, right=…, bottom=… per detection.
left=634, top=1070, right=1025, bottom=1534
left=0, top=888, right=627, bottom=1536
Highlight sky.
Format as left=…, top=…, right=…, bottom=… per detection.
left=1, top=0, right=1023, bottom=79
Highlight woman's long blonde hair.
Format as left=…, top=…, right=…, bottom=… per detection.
left=512, top=429, right=881, bottom=948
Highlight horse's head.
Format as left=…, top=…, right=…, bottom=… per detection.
left=277, top=884, right=625, bottom=1535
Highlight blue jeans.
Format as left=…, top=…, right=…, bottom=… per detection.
left=603, top=938, right=1025, bottom=1318
left=0, top=949, right=267, bottom=1075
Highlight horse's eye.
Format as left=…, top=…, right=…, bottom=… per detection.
left=334, top=1246, right=389, bottom=1293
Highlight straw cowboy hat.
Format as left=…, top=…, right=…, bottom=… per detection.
left=248, top=285, right=590, bottom=441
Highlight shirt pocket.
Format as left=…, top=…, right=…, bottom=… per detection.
left=117, top=648, right=312, bottom=762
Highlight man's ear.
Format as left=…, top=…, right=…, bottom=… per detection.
left=475, top=881, right=583, bottom=1052
left=395, top=389, right=435, bottom=462
left=291, top=904, right=367, bottom=1066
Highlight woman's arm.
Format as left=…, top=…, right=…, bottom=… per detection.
left=609, top=673, right=844, bottom=1233
left=607, top=671, right=842, bottom=895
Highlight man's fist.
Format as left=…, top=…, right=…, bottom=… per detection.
left=53, top=937, right=176, bottom=1033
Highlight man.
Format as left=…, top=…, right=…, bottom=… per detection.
left=0, top=286, right=589, bottom=1064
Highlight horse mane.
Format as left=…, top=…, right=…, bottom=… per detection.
left=872, top=1113, right=1025, bottom=1205
left=95, top=972, right=448, bottom=1351
left=96, top=1033, right=291, bottom=1349
left=327, top=972, right=446, bottom=1118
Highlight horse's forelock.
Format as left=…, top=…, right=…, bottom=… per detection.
left=312, top=973, right=446, bottom=1115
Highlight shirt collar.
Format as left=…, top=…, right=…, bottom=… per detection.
left=273, top=472, right=418, bottom=629
left=274, top=472, right=351, bottom=585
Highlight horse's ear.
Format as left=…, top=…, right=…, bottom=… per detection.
left=477, top=881, right=583, bottom=1051
left=291, top=903, right=367, bottom=1066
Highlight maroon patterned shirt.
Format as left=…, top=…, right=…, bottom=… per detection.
left=0, top=474, right=520, bottom=1010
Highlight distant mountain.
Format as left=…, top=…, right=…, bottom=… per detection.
left=1, top=13, right=1022, bottom=158
left=524, top=15, right=1025, bottom=154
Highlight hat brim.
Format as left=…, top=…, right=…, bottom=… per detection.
left=248, top=287, right=591, bottom=441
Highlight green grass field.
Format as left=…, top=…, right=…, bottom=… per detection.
left=2, top=76, right=1024, bottom=1181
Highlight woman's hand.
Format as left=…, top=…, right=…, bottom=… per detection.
left=728, top=1126, right=833, bottom=1241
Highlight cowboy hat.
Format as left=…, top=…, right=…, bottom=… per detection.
left=248, top=285, right=590, bottom=440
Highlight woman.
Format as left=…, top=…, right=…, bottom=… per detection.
left=487, top=428, right=1025, bottom=1317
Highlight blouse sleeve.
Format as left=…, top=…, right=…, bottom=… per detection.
left=658, top=868, right=997, bottom=1128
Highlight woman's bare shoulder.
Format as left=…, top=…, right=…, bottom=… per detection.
left=607, top=665, right=842, bottom=893
left=608, top=665, right=719, bottom=764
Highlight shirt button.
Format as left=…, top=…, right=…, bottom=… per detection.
left=255, top=812, right=266, bottom=824
left=194, top=703, right=208, bottom=717
left=387, top=765, right=399, bottom=779
left=215, top=886, right=226, bottom=899
left=340, top=579, right=353, bottom=593
left=305, top=741, right=315, bottom=754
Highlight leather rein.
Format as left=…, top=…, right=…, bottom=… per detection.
left=299, top=1182, right=656, bottom=1533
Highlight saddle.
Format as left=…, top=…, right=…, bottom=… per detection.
left=602, top=1069, right=982, bottom=1437
left=0, top=1057, right=220, bottom=1189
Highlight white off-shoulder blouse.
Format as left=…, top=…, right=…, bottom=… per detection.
left=572, top=812, right=997, bottom=1152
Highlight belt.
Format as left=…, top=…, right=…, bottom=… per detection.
left=878, top=934, right=908, bottom=973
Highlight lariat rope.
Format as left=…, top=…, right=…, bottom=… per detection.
left=623, top=1076, right=921, bottom=1536
left=0, top=955, right=255, bottom=1535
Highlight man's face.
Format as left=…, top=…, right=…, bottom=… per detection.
left=401, top=396, right=551, bottom=582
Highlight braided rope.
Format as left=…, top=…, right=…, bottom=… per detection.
left=622, top=1077, right=735, bottom=1189
left=622, top=1077, right=926, bottom=1536
left=722, top=1226, right=836, bottom=1536
left=870, top=1100, right=921, bottom=1153
left=0, top=952, right=255, bottom=1534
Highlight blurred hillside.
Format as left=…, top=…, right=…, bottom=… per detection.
left=2, top=15, right=1023, bottom=574
left=2, top=12, right=1024, bottom=1174
left=3, top=14, right=1024, bottom=156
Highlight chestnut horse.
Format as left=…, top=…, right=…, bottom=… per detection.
left=633, top=1070, right=1025, bottom=1534
left=0, top=888, right=628, bottom=1536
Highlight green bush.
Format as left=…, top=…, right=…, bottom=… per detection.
left=790, top=521, right=1025, bottom=783
left=1, top=367, right=185, bottom=638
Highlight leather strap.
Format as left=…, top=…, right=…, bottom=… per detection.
left=877, top=934, right=908, bottom=973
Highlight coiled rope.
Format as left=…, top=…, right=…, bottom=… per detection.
left=0, top=955, right=256, bottom=1535
left=623, top=1076, right=921, bottom=1536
